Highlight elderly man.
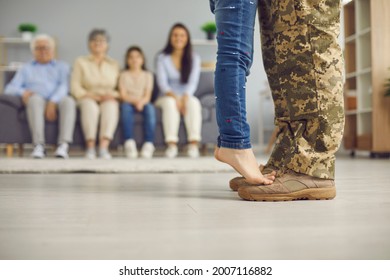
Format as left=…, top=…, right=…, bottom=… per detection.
left=4, top=34, right=76, bottom=158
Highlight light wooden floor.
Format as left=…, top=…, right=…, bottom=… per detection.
left=0, top=155, right=389, bottom=260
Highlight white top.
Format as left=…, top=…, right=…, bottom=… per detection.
left=156, top=53, right=201, bottom=96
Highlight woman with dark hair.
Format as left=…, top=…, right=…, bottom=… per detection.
left=119, top=46, right=156, bottom=159
left=155, top=23, right=202, bottom=158
left=71, top=29, right=120, bottom=159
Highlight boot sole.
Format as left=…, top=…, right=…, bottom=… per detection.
left=238, top=186, right=336, bottom=201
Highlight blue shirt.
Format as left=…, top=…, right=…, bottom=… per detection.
left=4, top=60, right=70, bottom=103
left=156, top=53, right=201, bottom=97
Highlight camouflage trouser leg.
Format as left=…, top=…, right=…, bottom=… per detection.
left=258, top=0, right=292, bottom=173
left=258, top=0, right=345, bottom=179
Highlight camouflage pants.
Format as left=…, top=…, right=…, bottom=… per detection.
left=259, top=0, right=345, bottom=179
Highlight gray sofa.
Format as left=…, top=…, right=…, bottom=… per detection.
left=0, top=71, right=218, bottom=151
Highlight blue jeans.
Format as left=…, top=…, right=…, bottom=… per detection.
left=120, top=103, right=156, bottom=143
left=210, top=0, right=257, bottom=149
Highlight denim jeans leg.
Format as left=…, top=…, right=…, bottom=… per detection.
left=209, top=0, right=215, bottom=13
left=213, top=0, right=257, bottom=149
left=120, top=103, right=135, bottom=140
left=142, top=103, right=156, bottom=143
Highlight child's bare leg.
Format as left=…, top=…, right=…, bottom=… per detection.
left=215, top=147, right=274, bottom=185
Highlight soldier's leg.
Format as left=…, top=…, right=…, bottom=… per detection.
left=263, top=0, right=345, bottom=179
left=236, top=0, right=344, bottom=200
left=258, top=0, right=295, bottom=174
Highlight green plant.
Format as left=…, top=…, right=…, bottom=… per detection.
left=18, top=23, right=37, bottom=33
left=201, top=22, right=217, bottom=34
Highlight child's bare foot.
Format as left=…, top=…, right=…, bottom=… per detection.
left=214, top=147, right=274, bottom=185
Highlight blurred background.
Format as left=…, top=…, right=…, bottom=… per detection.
left=0, top=0, right=275, bottom=147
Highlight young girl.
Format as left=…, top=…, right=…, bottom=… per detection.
left=119, top=46, right=156, bottom=158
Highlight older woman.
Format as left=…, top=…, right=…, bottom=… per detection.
left=71, top=29, right=120, bottom=159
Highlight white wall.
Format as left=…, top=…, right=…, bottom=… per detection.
left=0, top=0, right=275, bottom=145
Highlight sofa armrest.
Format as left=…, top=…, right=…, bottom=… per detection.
left=199, top=93, right=215, bottom=108
left=194, top=71, right=214, bottom=99
left=0, top=95, right=24, bottom=110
